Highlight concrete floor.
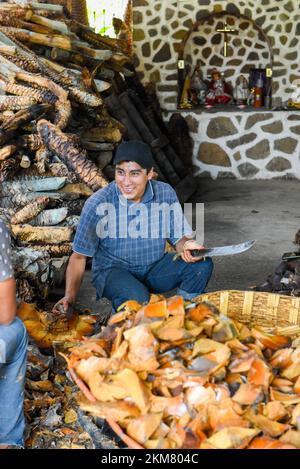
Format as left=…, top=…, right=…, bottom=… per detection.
left=69, top=179, right=299, bottom=317
left=190, top=179, right=299, bottom=292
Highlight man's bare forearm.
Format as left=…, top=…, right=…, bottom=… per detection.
left=65, top=253, right=87, bottom=302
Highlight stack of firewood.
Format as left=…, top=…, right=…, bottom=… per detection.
left=0, top=1, right=195, bottom=302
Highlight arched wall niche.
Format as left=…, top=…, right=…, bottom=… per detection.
left=177, top=11, right=273, bottom=108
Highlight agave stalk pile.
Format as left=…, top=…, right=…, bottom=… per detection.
left=66, top=295, right=300, bottom=450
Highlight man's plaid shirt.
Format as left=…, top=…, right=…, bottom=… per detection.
left=73, top=180, right=193, bottom=299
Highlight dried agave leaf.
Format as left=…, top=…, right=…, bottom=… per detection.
left=0, top=176, right=66, bottom=193
left=11, top=224, right=73, bottom=244
left=126, top=413, right=163, bottom=445
left=37, top=119, right=108, bottom=191
left=55, top=98, right=71, bottom=129
left=28, top=243, right=72, bottom=257
left=212, top=316, right=239, bottom=342
left=153, top=315, right=190, bottom=342
left=0, top=207, right=14, bottom=223
left=294, top=375, right=300, bottom=394
left=208, top=399, right=249, bottom=432
left=245, top=410, right=289, bottom=437
left=58, top=183, right=93, bottom=197
left=252, top=328, right=291, bottom=350
left=19, top=133, right=42, bottom=151
left=0, top=95, right=37, bottom=110
left=18, top=302, right=95, bottom=349
left=123, top=324, right=159, bottom=372
left=232, top=383, right=264, bottom=406
left=16, top=277, right=35, bottom=303
left=0, top=143, right=18, bottom=162
left=0, top=154, right=21, bottom=181
left=1, top=82, right=57, bottom=104
left=192, top=338, right=225, bottom=358
left=75, top=356, right=111, bottom=383
left=59, top=215, right=80, bottom=229
left=249, top=436, right=296, bottom=449
left=34, top=145, right=50, bottom=174
left=0, top=191, right=76, bottom=209
left=185, top=385, right=216, bottom=410
left=49, top=162, right=78, bottom=183
left=112, top=368, right=151, bottom=413
left=281, top=362, right=300, bottom=381
left=1, top=103, right=51, bottom=131
left=291, top=403, right=300, bottom=426
left=248, top=358, right=272, bottom=389
left=78, top=396, right=140, bottom=422
left=88, top=373, right=128, bottom=402
left=229, top=350, right=257, bottom=373
left=270, top=388, right=300, bottom=404
left=30, top=207, right=68, bottom=226
left=201, top=427, right=260, bottom=449
left=150, top=396, right=187, bottom=418
left=263, top=401, right=288, bottom=421
left=186, top=302, right=216, bottom=322
left=69, top=87, right=102, bottom=107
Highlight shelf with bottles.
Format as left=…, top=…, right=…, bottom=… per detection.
left=178, top=65, right=274, bottom=111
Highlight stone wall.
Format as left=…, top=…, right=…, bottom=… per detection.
left=182, top=14, right=272, bottom=96
left=133, top=1, right=300, bottom=180
left=163, top=110, right=300, bottom=179
left=133, top=0, right=300, bottom=111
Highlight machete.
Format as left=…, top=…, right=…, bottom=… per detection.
left=173, top=239, right=256, bottom=261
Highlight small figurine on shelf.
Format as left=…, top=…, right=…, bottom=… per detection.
left=179, top=66, right=192, bottom=109
left=205, top=69, right=233, bottom=107
left=287, top=79, right=300, bottom=109
left=190, top=64, right=207, bottom=106
left=247, top=87, right=255, bottom=106
left=234, top=74, right=249, bottom=108
left=253, top=74, right=264, bottom=108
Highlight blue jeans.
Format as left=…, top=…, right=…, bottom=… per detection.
left=0, top=317, right=28, bottom=446
left=103, top=253, right=213, bottom=310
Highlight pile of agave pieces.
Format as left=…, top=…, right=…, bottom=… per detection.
left=65, top=295, right=300, bottom=449
left=24, top=343, right=119, bottom=449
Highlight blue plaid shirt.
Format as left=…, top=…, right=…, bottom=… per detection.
left=73, top=180, right=193, bottom=299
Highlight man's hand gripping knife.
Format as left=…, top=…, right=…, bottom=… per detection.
left=174, top=239, right=206, bottom=263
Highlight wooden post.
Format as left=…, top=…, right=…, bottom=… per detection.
left=105, top=94, right=143, bottom=141
left=128, top=89, right=188, bottom=178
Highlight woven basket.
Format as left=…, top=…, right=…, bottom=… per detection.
left=193, top=290, right=300, bottom=336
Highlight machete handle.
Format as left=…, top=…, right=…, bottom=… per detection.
left=190, top=249, right=208, bottom=257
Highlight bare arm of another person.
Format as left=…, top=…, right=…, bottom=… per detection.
left=0, top=278, right=16, bottom=325
left=0, top=221, right=16, bottom=325
left=53, top=252, right=87, bottom=314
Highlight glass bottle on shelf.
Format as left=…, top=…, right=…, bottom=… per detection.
left=253, top=75, right=264, bottom=108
